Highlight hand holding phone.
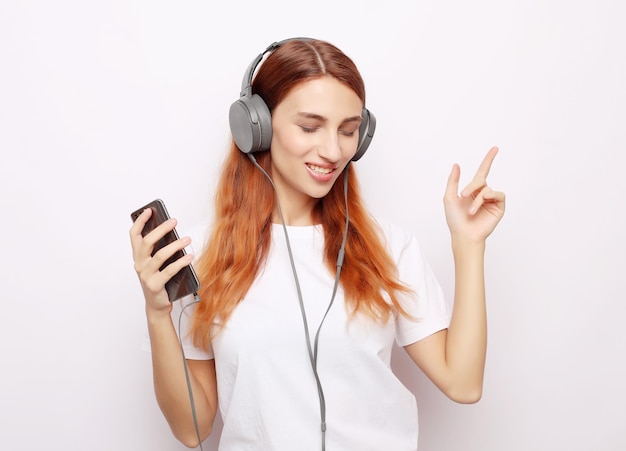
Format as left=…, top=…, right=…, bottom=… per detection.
left=130, top=199, right=200, bottom=302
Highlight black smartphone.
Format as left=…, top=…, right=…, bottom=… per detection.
left=130, top=199, right=200, bottom=302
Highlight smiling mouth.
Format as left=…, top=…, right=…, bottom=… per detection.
left=306, top=163, right=334, bottom=175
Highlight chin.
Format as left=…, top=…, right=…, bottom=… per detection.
left=308, top=187, right=334, bottom=199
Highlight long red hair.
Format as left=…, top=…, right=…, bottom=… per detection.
left=191, top=39, right=411, bottom=349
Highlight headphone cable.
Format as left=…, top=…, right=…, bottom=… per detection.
left=178, top=293, right=205, bottom=451
left=248, top=153, right=350, bottom=451
left=174, top=158, right=349, bottom=451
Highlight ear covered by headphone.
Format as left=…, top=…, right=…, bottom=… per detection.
left=229, top=38, right=375, bottom=161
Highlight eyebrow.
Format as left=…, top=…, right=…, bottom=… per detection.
left=296, top=112, right=362, bottom=124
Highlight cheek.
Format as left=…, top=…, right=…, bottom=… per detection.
left=272, top=128, right=310, bottom=155
left=340, top=136, right=359, bottom=158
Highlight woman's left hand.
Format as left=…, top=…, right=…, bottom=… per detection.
left=444, top=146, right=506, bottom=242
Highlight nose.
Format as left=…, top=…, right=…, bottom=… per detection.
left=317, top=132, right=342, bottom=163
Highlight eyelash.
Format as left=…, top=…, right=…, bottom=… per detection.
left=300, top=126, right=356, bottom=137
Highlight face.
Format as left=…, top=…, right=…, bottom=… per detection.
left=269, top=76, right=363, bottom=220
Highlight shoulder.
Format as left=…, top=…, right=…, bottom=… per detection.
left=370, top=216, right=420, bottom=264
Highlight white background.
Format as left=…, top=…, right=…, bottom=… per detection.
left=1, top=1, right=625, bottom=450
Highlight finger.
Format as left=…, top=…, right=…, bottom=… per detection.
left=469, top=187, right=507, bottom=215
left=135, top=217, right=178, bottom=263
left=137, top=236, right=192, bottom=288
left=143, top=217, right=178, bottom=249
left=461, top=146, right=499, bottom=197
left=146, top=253, right=195, bottom=295
left=145, top=242, right=194, bottom=293
left=129, top=207, right=152, bottom=251
left=149, top=235, right=192, bottom=273
left=461, top=179, right=485, bottom=199
left=444, top=163, right=461, bottom=200
left=159, top=252, right=195, bottom=284
left=475, top=146, right=499, bottom=179
left=469, top=186, right=492, bottom=215
left=482, top=190, right=506, bottom=203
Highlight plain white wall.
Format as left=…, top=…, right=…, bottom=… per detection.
left=1, top=0, right=624, bottom=450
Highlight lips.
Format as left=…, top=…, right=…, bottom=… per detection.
left=306, top=163, right=334, bottom=175
left=306, top=163, right=335, bottom=182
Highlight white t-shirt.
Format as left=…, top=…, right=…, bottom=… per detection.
left=172, top=220, right=450, bottom=451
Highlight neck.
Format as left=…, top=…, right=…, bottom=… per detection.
left=245, top=153, right=320, bottom=226
left=271, top=201, right=319, bottom=226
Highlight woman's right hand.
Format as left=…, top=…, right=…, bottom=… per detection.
left=129, top=208, right=194, bottom=315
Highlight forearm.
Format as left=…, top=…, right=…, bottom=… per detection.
left=147, top=310, right=216, bottom=446
left=445, top=237, right=487, bottom=401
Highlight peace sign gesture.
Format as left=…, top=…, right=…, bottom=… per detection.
left=443, top=146, right=506, bottom=242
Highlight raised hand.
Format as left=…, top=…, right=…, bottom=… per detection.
left=443, top=146, right=506, bottom=242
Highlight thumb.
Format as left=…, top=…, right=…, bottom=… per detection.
left=444, top=163, right=460, bottom=200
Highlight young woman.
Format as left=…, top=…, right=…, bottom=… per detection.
left=130, top=38, right=505, bottom=450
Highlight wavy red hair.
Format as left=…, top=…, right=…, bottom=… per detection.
left=191, top=39, right=411, bottom=349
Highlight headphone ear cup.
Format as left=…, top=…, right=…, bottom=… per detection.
left=352, top=108, right=376, bottom=161
left=229, top=94, right=273, bottom=154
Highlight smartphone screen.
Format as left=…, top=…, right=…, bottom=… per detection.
left=130, top=199, right=200, bottom=302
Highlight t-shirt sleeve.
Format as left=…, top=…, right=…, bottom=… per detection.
left=140, top=294, right=214, bottom=360
left=140, top=223, right=214, bottom=360
left=382, top=222, right=451, bottom=347
left=170, top=295, right=214, bottom=360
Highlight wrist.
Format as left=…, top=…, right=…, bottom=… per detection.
left=145, top=305, right=173, bottom=323
left=450, top=235, right=486, bottom=255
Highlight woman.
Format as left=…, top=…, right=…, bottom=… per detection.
left=130, top=38, right=505, bottom=450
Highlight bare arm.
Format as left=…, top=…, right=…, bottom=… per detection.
left=405, top=147, right=505, bottom=403
left=130, top=209, right=218, bottom=446
left=147, top=309, right=218, bottom=446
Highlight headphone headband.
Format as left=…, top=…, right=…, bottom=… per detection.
left=239, top=38, right=313, bottom=97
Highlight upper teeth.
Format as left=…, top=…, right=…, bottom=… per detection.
left=308, top=164, right=332, bottom=174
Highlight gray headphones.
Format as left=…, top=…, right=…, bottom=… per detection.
left=229, top=38, right=376, bottom=161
